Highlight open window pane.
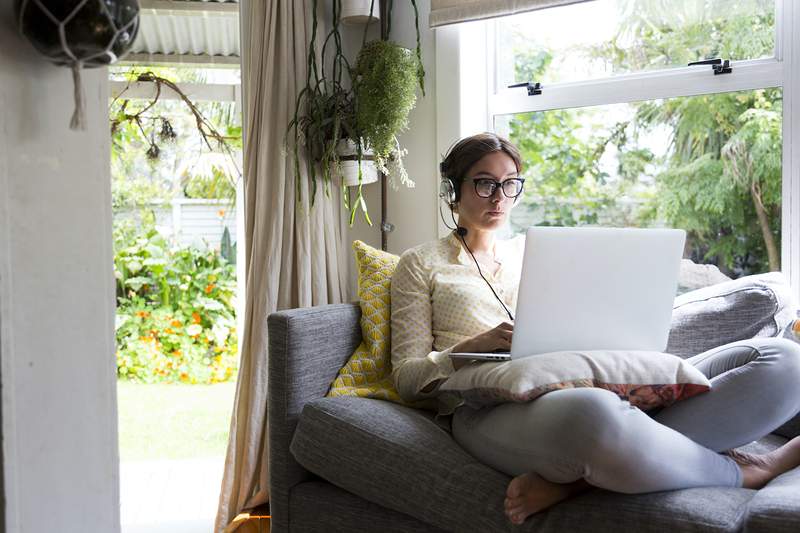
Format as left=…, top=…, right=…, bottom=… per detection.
left=495, top=0, right=776, bottom=89
left=496, top=88, right=783, bottom=278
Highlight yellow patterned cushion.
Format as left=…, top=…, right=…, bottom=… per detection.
left=327, top=240, right=406, bottom=403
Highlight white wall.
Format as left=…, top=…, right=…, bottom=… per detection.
left=0, top=6, right=120, bottom=533
left=344, top=0, right=439, bottom=297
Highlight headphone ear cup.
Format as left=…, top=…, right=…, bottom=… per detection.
left=439, top=178, right=457, bottom=206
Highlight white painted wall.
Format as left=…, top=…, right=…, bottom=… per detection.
left=0, top=6, right=120, bottom=533
left=343, top=0, right=439, bottom=298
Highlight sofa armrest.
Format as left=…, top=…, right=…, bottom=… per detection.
left=267, top=302, right=362, bottom=532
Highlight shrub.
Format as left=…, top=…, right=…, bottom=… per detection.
left=113, top=219, right=238, bottom=383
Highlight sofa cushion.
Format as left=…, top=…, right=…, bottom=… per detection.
left=327, top=240, right=403, bottom=403
left=667, top=273, right=796, bottom=358
left=677, top=258, right=731, bottom=295
left=291, top=396, right=758, bottom=532
left=743, top=466, right=800, bottom=533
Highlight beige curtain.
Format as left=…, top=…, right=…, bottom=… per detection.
left=429, top=0, right=590, bottom=27
left=215, top=1, right=350, bottom=531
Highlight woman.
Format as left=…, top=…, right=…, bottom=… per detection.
left=390, top=132, right=800, bottom=525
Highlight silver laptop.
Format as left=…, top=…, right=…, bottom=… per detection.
left=450, top=226, right=686, bottom=362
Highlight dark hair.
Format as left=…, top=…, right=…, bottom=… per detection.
left=440, top=132, right=523, bottom=203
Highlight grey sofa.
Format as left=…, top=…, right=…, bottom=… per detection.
left=269, top=275, right=800, bottom=532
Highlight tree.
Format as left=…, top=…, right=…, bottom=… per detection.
left=609, top=0, right=779, bottom=275
left=508, top=48, right=652, bottom=231
left=109, top=66, right=242, bottom=210
left=507, top=0, right=780, bottom=276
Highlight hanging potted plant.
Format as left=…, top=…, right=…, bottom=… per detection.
left=286, top=0, right=424, bottom=225
left=353, top=38, right=423, bottom=191
left=336, top=138, right=379, bottom=187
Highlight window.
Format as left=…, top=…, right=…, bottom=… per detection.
left=439, top=0, right=798, bottom=288
left=494, top=0, right=776, bottom=88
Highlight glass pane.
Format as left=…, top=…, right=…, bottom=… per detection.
left=496, top=0, right=775, bottom=89
left=497, top=88, right=783, bottom=279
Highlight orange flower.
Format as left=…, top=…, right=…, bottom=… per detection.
left=172, top=349, right=182, bottom=357
left=180, top=372, right=189, bottom=382
left=170, top=319, right=182, bottom=327
left=204, top=283, right=216, bottom=294
left=135, top=310, right=150, bottom=318
left=192, top=312, right=202, bottom=324
left=164, top=328, right=174, bottom=334
left=217, top=209, right=226, bottom=218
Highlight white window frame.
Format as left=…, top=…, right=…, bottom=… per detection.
left=436, top=0, right=800, bottom=300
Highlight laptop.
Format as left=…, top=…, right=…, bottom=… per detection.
left=450, top=226, right=686, bottom=362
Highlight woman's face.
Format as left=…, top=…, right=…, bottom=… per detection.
left=456, top=151, right=520, bottom=231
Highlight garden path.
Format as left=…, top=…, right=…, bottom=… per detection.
left=121, top=457, right=224, bottom=533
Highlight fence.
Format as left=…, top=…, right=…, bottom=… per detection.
left=115, top=199, right=237, bottom=249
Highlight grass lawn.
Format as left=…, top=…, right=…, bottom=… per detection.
left=117, top=381, right=237, bottom=461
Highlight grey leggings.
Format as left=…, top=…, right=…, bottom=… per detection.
left=451, top=337, right=800, bottom=493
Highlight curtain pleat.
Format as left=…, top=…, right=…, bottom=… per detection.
left=215, top=1, right=349, bottom=530
left=429, top=0, right=590, bottom=27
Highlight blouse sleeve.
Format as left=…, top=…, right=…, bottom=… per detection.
left=390, top=250, right=456, bottom=402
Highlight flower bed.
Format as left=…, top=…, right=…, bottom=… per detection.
left=114, top=220, right=238, bottom=384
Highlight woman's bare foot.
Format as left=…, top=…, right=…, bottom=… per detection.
left=726, top=436, right=800, bottom=489
left=504, top=473, right=591, bottom=525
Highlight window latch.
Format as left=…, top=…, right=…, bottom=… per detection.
left=508, top=81, right=543, bottom=95
left=688, top=58, right=732, bottom=75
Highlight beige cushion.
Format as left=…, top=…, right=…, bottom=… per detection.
left=439, top=350, right=711, bottom=411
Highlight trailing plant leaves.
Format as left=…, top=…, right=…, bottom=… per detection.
left=354, top=40, right=420, bottom=166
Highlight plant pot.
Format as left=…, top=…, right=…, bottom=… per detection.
left=341, top=0, right=380, bottom=25
left=336, top=139, right=379, bottom=187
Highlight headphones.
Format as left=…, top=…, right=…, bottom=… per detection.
left=439, top=159, right=523, bottom=209
left=439, top=161, right=460, bottom=207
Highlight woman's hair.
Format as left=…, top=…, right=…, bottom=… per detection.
left=440, top=133, right=523, bottom=194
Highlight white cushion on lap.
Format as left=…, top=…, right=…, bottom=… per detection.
left=439, top=350, right=711, bottom=411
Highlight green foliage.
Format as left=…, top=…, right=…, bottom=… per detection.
left=113, top=220, right=238, bottom=384
left=635, top=91, right=782, bottom=274
left=509, top=0, right=780, bottom=276
left=220, top=227, right=237, bottom=266
left=509, top=49, right=649, bottom=229
left=110, top=67, right=242, bottom=208
left=354, top=40, right=421, bottom=169
left=596, top=0, right=774, bottom=74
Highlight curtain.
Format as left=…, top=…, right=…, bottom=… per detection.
left=215, top=1, right=350, bottom=531
left=429, top=0, right=590, bottom=27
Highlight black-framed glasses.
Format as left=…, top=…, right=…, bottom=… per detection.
left=471, top=176, right=525, bottom=199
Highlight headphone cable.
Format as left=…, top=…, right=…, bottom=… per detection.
left=448, top=206, right=515, bottom=322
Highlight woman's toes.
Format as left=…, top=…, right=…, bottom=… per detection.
left=505, top=496, right=522, bottom=509
left=507, top=475, right=526, bottom=498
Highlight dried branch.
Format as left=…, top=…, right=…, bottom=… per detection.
left=109, top=71, right=241, bottom=179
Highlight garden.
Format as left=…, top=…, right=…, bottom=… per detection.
left=113, top=219, right=238, bottom=386
left=110, top=65, right=242, bottom=460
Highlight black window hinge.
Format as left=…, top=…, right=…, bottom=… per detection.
left=688, top=58, right=732, bottom=75
left=508, top=81, right=543, bottom=95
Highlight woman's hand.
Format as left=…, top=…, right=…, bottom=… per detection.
left=450, top=321, right=514, bottom=370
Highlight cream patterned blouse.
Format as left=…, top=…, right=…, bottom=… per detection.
left=390, top=230, right=526, bottom=406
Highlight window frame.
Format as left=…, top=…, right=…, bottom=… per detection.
left=435, top=0, right=800, bottom=299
